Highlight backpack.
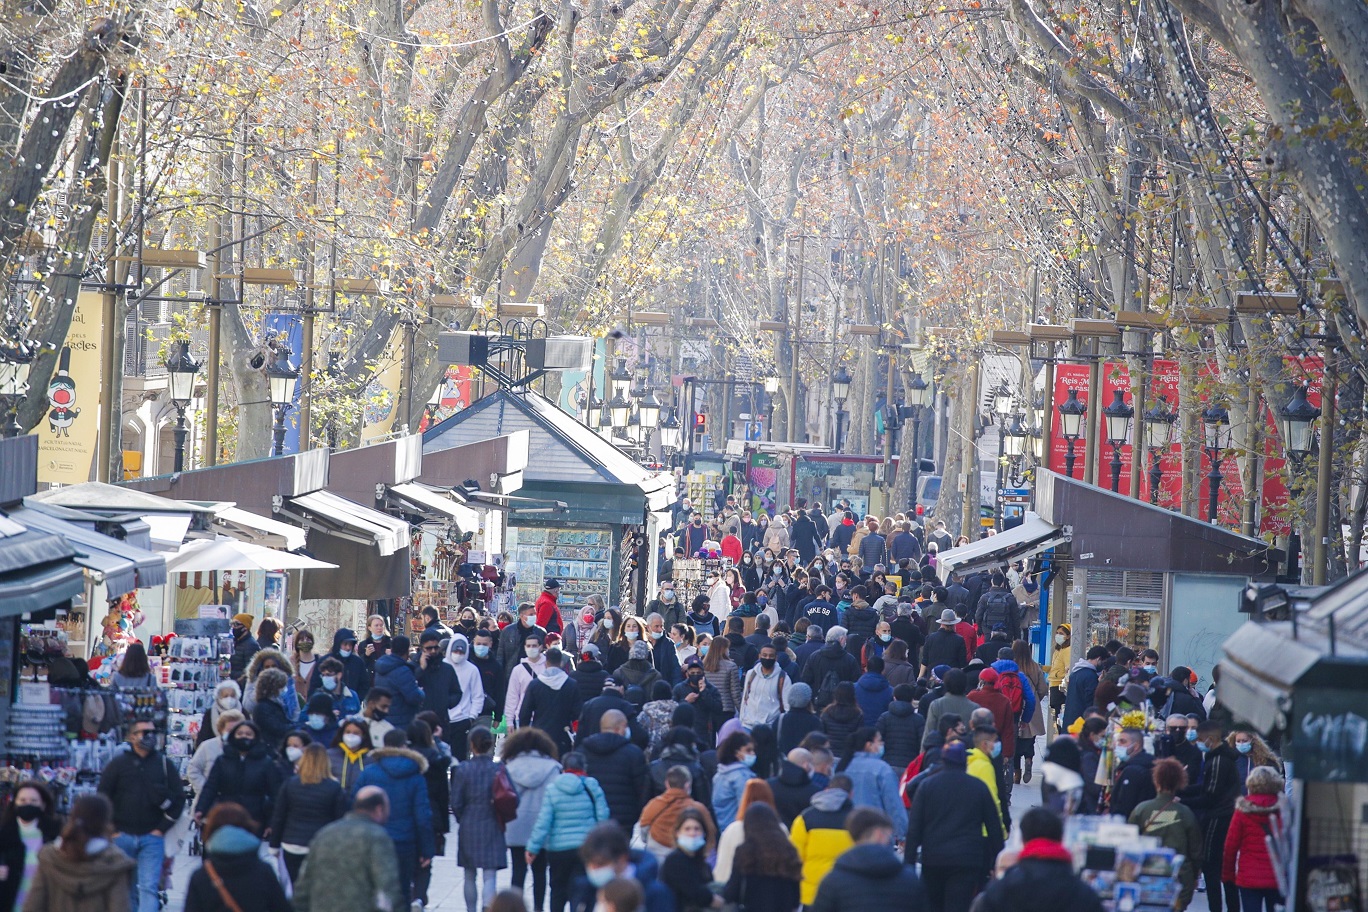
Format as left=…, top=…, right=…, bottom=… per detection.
left=982, top=590, right=1015, bottom=629
left=815, top=668, right=843, bottom=710
left=492, top=765, right=520, bottom=827
left=996, top=670, right=1025, bottom=715
left=899, top=754, right=926, bottom=807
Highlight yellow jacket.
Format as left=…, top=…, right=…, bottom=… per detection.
left=967, top=748, right=1006, bottom=837
left=1048, top=641, right=1072, bottom=687
left=790, top=799, right=855, bottom=905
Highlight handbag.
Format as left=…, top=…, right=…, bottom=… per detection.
left=492, top=765, right=520, bottom=826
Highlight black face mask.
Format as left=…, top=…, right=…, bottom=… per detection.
left=137, top=733, right=157, bottom=751
left=687, top=674, right=704, bottom=686
left=14, top=805, right=43, bottom=822
left=759, top=657, right=776, bottom=670
left=230, top=737, right=255, bottom=753
left=371, top=709, right=388, bottom=722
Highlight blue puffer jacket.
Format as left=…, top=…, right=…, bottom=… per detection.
left=854, top=672, right=894, bottom=727
left=991, top=659, right=1037, bottom=723
left=372, top=654, right=426, bottom=728
left=354, top=746, right=435, bottom=857
left=526, top=772, right=610, bottom=854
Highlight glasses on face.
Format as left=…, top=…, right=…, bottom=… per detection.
left=423, top=646, right=441, bottom=654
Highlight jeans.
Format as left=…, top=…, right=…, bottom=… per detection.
left=283, top=849, right=307, bottom=886
left=394, top=840, right=417, bottom=905
left=546, top=849, right=583, bottom=912
left=1239, top=886, right=1281, bottom=912
left=511, top=846, right=548, bottom=910
left=114, top=832, right=165, bottom=912
left=921, top=864, right=983, bottom=912
left=413, top=833, right=446, bottom=904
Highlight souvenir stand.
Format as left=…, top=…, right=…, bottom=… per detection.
left=669, top=557, right=733, bottom=615
left=162, top=618, right=233, bottom=773
left=1066, top=815, right=1211, bottom=911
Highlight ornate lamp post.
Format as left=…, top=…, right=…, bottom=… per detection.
left=763, top=375, right=780, bottom=440
left=1057, top=388, right=1087, bottom=479
left=831, top=365, right=852, bottom=452
left=165, top=341, right=202, bottom=472
left=1202, top=402, right=1231, bottom=523
left=1101, top=390, right=1135, bottom=494
left=0, top=337, right=35, bottom=438
left=659, top=406, right=682, bottom=465
left=608, top=389, right=633, bottom=430
left=1004, top=412, right=1029, bottom=486
left=905, top=372, right=932, bottom=511
left=609, top=358, right=632, bottom=400
left=1277, top=384, right=1319, bottom=465
left=266, top=346, right=300, bottom=457
left=1142, top=395, right=1177, bottom=505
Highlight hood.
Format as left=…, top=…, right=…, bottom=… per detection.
left=331, top=628, right=358, bottom=653
left=856, top=672, right=890, bottom=693
left=658, top=742, right=699, bottom=764
left=991, top=659, right=1020, bottom=674
left=368, top=746, right=429, bottom=778
left=1018, top=838, right=1074, bottom=864
left=580, top=732, right=630, bottom=755
left=841, top=517, right=854, bottom=526
left=776, top=759, right=811, bottom=787
left=35, top=844, right=136, bottom=889
left=832, top=843, right=904, bottom=879
left=247, top=648, right=294, bottom=680
left=549, top=771, right=594, bottom=796
left=445, top=633, right=470, bottom=663
left=1237, top=793, right=1282, bottom=815
left=374, top=654, right=411, bottom=675
left=1070, top=658, right=1097, bottom=674
left=505, top=753, right=562, bottom=789
left=1040, top=761, right=1084, bottom=793
left=809, top=787, right=851, bottom=812
left=886, top=701, right=916, bottom=719
left=205, top=825, right=261, bottom=856
left=537, top=666, right=570, bottom=690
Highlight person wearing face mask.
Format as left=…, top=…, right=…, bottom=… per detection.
left=711, top=731, right=759, bottom=829
left=312, top=656, right=362, bottom=720
left=0, top=781, right=61, bottom=912
left=1181, top=720, right=1242, bottom=912
left=499, top=603, right=548, bottom=682
left=292, top=629, right=318, bottom=695
left=95, top=721, right=185, bottom=912
left=572, top=823, right=674, bottom=912
left=674, top=657, right=725, bottom=744
left=437, top=634, right=486, bottom=761
left=1047, top=624, right=1072, bottom=732
left=298, top=692, right=340, bottom=747
left=505, top=632, right=550, bottom=726
left=267, top=742, right=348, bottom=884
left=186, top=710, right=246, bottom=800
left=660, top=809, right=722, bottom=911
left=328, top=719, right=374, bottom=797
left=467, top=630, right=505, bottom=733
left=194, top=720, right=282, bottom=834
left=1108, top=727, right=1157, bottom=819
left=309, top=628, right=370, bottom=701
left=834, top=729, right=906, bottom=834
left=644, top=613, right=682, bottom=686
left=646, top=583, right=685, bottom=631
left=359, top=688, right=396, bottom=748
left=738, top=552, right=762, bottom=594
left=1154, top=714, right=1204, bottom=790
left=1227, top=730, right=1281, bottom=794
left=228, top=613, right=261, bottom=685
left=196, top=680, right=243, bottom=748
left=680, top=512, right=708, bottom=557
left=684, top=595, right=718, bottom=640
left=247, top=667, right=294, bottom=753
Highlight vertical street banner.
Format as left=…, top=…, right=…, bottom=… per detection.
left=361, top=324, right=404, bottom=444
left=37, top=292, right=104, bottom=483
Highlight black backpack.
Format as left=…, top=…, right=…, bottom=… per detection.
left=983, top=590, right=1014, bottom=628
left=815, top=668, right=843, bottom=710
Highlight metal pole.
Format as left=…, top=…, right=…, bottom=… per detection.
left=1110, top=442, right=1123, bottom=493
left=1242, top=370, right=1261, bottom=535
left=173, top=407, right=188, bottom=473
left=1130, top=359, right=1147, bottom=499
left=995, top=427, right=1005, bottom=529
left=788, top=236, right=804, bottom=441
left=1149, top=449, right=1162, bottom=505
left=1206, top=446, right=1223, bottom=524
left=272, top=406, right=289, bottom=457
left=1313, top=342, right=1336, bottom=585
left=298, top=154, right=320, bottom=450
left=908, top=414, right=921, bottom=513
left=1042, top=360, right=1056, bottom=465
left=961, top=358, right=979, bottom=537
left=96, top=153, right=121, bottom=482
left=1083, top=357, right=1101, bottom=485
left=1065, top=438, right=1078, bottom=479
left=882, top=345, right=896, bottom=507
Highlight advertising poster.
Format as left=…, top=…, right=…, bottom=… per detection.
left=37, top=291, right=104, bottom=483
left=361, top=324, right=405, bottom=444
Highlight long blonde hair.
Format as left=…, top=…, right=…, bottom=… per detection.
left=297, top=743, right=334, bottom=785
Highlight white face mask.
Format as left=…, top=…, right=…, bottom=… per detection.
left=525, top=647, right=542, bottom=660
left=286, top=746, right=304, bottom=763
left=342, top=733, right=365, bottom=750
left=1055, top=633, right=1067, bottom=645
left=601, top=617, right=614, bottom=629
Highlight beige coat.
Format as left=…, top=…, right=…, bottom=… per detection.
left=23, top=844, right=135, bottom=912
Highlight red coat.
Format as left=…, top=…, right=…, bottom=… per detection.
left=535, top=590, right=563, bottom=634
left=954, top=621, right=977, bottom=662
left=1222, top=793, right=1281, bottom=889
left=968, top=686, right=1016, bottom=757
left=721, top=534, right=743, bottom=565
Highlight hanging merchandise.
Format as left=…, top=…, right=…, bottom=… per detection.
left=163, top=630, right=232, bottom=771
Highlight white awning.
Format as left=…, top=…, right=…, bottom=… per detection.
left=278, top=491, right=410, bottom=556
left=386, top=482, right=483, bottom=532
left=167, top=539, right=338, bottom=572
left=141, top=513, right=193, bottom=551
left=212, top=506, right=308, bottom=551
left=935, top=513, right=1070, bottom=582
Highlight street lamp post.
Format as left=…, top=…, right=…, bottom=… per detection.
left=165, top=341, right=202, bottom=473
left=1202, top=402, right=1231, bottom=524
left=1004, top=412, right=1029, bottom=486
left=1101, top=390, right=1135, bottom=494
left=992, top=384, right=1013, bottom=525
left=763, top=375, right=780, bottom=441
left=906, top=373, right=932, bottom=512
left=0, top=337, right=35, bottom=439
left=266, top=346, right=300, bottom=457
left=659, top=406, right=683, bottom=465
left=1057, top=388, right=1087, bottom=479
left=1142, top=395, right=1177, bottom=505
left=831, top=366, right=852, bottom=452
left=609, top=358, right=632, bottom=400
left=1277, top=384, right=1320, bottom=465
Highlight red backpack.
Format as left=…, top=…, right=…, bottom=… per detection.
left=996, top=670, right=1025, bottom=716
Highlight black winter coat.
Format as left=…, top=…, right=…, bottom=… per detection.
left=251, top=699, right=292, bottom=752
left=766, top=760, right=819, bottom=827
left=921, top=629, right=967, bottom=670
left=975, top=636, right=1012, bottom=666
left=724, top=871, right=800, bottom=912
left=570, top=660, right=609, bottom=701
left=470, top=653, right=505, bottom=721
left=809, top=844, right=928, bottom=912
left=96, top=746, right=186, bottom=836
left=183, top=843, right=292, bottom=912
left=844, top=607, right=880, bottom=643
left=971, top=853, right=1105, bottom=912
left=0, top=815, right=60, bottom=912
left=520, top=673, right=584, bottom=755
left=578, top=694, right=649, bottom=750
left=1109, top=750, right=1158, bottom=820
left=776, top=709, right=824, bottom=755
left=789, top=515, right=821, bottom=562
left=418, top=745, right=452, bottom=835
left=269, top=775, right=348, bottom=848
left=820, top=704, right=864, bottom=760
left=196, top=744, right=286, bottom=830
left=418, top=657, right=463, bottom=719
left=372, top=654, right=425, bottom=728
left=229, top=632, right=260, bottom=684
left=875, top=702, right=925, bottom=772
left=672, top=680, right=725, bottom=745
left=802, top=644, right=860, bottom=708
left=580, top=731, right=649, bottom=826
left=905, top=766, right=1004, bottom=869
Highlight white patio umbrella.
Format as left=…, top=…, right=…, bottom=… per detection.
left=165, top=538, right=338, bottom=573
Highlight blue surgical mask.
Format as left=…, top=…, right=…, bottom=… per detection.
left=1114, top=745, right=1129, bottom=762
left=698, top=645, right=709, bottom=657
left=741, top=753, right=757, bottom=768
left=1185, top=729, right=1199, bottom=742
left=1196, top=741, right=1210, bottom=753
left=677, top=834, right=707, bottom=853
left=322, top=676, right=338, bottom=691
left=873, top=743, right=885, bottom=758
left=473, top=644, right=490, bottom=658
left=1236, top=741, right=1252, bottom=754
left=306, top=714, right=328, bottom=730
left=879, top=634, right=892, bottom=643
left=586, top=866, right=616, bottom=888
left=625, top=631, right=639, bottom=641
left=339, top=648, right=353, bottom=659
left=990, top=741, right=1002, bottom=759
left=1144, top=665, right=1158, bottom=675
